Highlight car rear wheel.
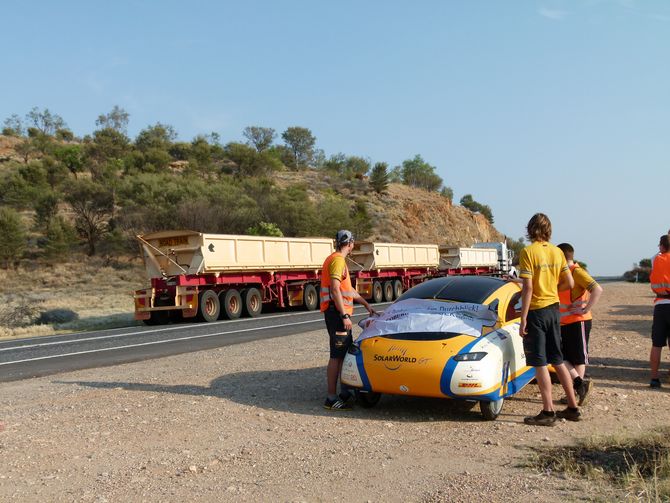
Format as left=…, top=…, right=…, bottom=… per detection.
left=355, top=390, right=381, bottom=408
left=479, top=398, right=504, bottom=420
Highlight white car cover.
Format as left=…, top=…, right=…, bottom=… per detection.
left=357, top=298, right=498, bottom=342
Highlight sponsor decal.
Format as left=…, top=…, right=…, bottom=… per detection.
left=399, top=385, right=410, bottom=393
left=458, top=382, right=482, bottom=388
left=374, top=344, right=417, bottom=371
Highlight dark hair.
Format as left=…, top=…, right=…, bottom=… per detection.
left=526, top=213, right=552, bottom=242
left=557, top=242, right=574, bottom=260
left=660, top=234, right=670, bottom=252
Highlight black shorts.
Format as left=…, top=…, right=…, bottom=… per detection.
left=651, top=303, right=670, bottom=348
left=523, top=303, right=563, bottom=367
left=560, top=320, right=591, bottom=366
left=324, top=307, right=353, bottom=359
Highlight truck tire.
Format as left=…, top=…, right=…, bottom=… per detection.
left=241, top=288, right=263, bottom=318
left=303, top=284, right=319, bottom=311
left=220, top=289, right=242, bottom=320
left=382, top=281, right=394, bottom=302
left=372, top=281, right=383, bottom=303
left=393, top=280, right=403, bottom=299
left=197, top=289, right=220, bottom=322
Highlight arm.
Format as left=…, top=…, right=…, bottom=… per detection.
left=574, top=284, right=603, bottom=315
left=329, top=278, right=353, bottom=330
left=353, top=290, right=377, bottom=316
left=519, top=277, right=533, bottom=336
left=557, top=269, right=574, bottom=292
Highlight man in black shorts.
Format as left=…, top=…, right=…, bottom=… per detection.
left=320, top=230, right=376, bottom=410
left=649, top=234, right=670, bottom=388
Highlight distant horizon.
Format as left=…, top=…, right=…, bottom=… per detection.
left=2, top=1, right=669, bottom=275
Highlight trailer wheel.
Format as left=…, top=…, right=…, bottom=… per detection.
left=372, top=281, right=383, bottom=303
left=393, top=280, right=403, bottom=299
left=197, top=290, right=220, bottom=322
left=241, top=288, right=263, bottom=318
left=382, top=281, right=394, bottom=302
left=303, top=284, right=319, bottom=311
left=221, top=289, right=242, bottom=320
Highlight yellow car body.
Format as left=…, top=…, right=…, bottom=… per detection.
left=341, top=276, right=535, bottom=420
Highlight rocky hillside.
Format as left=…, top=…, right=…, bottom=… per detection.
left=274, top=170, right=504, bottom=246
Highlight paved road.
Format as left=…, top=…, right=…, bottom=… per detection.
left=0, top=304, right=388, bottom=383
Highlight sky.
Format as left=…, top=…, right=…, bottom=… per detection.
left=1, top=1, right=669, bottom=276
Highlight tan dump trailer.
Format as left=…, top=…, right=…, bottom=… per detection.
left=438, top=246, right=499, bottom=270
left=346, top=241, right=441, bottom=303
left=134, top=230, right=334, bottom=324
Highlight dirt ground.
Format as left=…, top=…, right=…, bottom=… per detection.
left=1, top=281, right=668, bottom=502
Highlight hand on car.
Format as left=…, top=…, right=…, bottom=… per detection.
left=343, top=317, right=353, bottom=331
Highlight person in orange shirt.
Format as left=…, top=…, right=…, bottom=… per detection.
left=320, top=230, right=376, bottom=410
left=649, top=234, right=670, bottom=388
left=518, top=213, right=579, bottom=426
left=556, top=243, right=603, bottom=405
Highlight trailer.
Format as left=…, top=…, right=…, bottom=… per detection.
left=346, top=241, right=441, bottom=303
left=134, top=230, right=334, bottom=324
left=437, top=245, right=500, bottom=276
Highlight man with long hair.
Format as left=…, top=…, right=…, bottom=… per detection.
left=519, top=213, right=580, bottom=426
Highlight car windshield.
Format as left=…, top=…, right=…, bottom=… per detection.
left=398, top=276, right=506, bottom=305
left=379, top=332, right=464, bottom=341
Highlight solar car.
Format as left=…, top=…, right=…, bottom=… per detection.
left=340, top=275, right=534, bottom=420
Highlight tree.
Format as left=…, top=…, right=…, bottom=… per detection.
left=2, top=114, right=24, bottom=136
left=65, top=180, right=114, bottom=256
left=135, top=123, right=177, bottom=152
left=41, top=216, right=77, bottom=261
left=506, top=237, right=525, bottom=265
left=460, top=194, right=494, bottom=224
left=54, top=145, right=84, bottom=178
left=243, top=126, right=276, bottom=152
left=95, top=106, right=130, bottom=134
left=440, top=186, right=454, bottom=202
left=0, top=207, right=27, bottom=268
left=369, top=162, right=389, bottom=194
left=85, top=127, right=131, bottom=166
left=33, top=192, right=60, bottom=230
left=281, top=127, right=316, bottom=169
left=399, top=155, right=443, bottom=191
left=246, top=221, right=284, bottom=237
left=26, top=107, right=66, bottom=136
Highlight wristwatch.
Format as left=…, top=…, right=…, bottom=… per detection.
left=341, top=313, right=350, bottom=320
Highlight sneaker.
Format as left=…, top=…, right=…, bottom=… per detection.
left=575, top=379, right=593, bottom=406
left=339, top=391, right=355, bottom=404
left=650, top=378, right=662, bottom=389
left=556, top=407, right=582, bottom=422
left=523, top=411, right=557, bottom=427
left=323, top=397, right=352, bottom=411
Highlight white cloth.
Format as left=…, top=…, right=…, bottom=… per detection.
left=357, top=298, right=498, bottom=341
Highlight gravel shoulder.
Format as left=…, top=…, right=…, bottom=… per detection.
left=1, top=282, right=668, bottom=502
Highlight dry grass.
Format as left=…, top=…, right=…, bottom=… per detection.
left=0, top=256, right=147, bottom=338
left=531, top=428, right=670, bottom=502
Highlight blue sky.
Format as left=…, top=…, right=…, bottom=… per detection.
left=2, top=1, right=669, bottom=275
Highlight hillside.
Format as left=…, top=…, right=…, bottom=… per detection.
left=273, top=170, right=504, bottom=245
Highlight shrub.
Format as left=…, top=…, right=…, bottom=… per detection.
left=36, top=308, right=79, bottom=325
left=0, top=207, right=27, bottom=268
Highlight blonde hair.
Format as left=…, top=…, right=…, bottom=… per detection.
left=526, top=213, right=552, bottom=242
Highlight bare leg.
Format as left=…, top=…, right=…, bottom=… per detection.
left=650, top=346, right=663, bottom=380
left=554, top=363, right=578, bottom=408
left=574, top=363, right=586, bottom=379
left=564, top=361, right=578, bottom=380
left=534, top=366, right=554, bottom=411
left=327, top=358, right=343, bottom=395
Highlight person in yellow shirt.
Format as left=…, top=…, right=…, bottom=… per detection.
left=518, top=213, right=580, bottom=426
left=556, top=243, right=603, bottom=405
left=320, top=230, right=376, bottom=410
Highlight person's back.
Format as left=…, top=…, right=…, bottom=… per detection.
left=519, top=240, right=565, bottom=310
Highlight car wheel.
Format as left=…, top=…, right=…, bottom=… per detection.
left=479, top=398, right=504, bottom=420
left=355, top=390, right=381, bottom=408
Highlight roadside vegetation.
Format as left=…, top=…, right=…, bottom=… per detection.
left=531, top=428, right=670, bottom=501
